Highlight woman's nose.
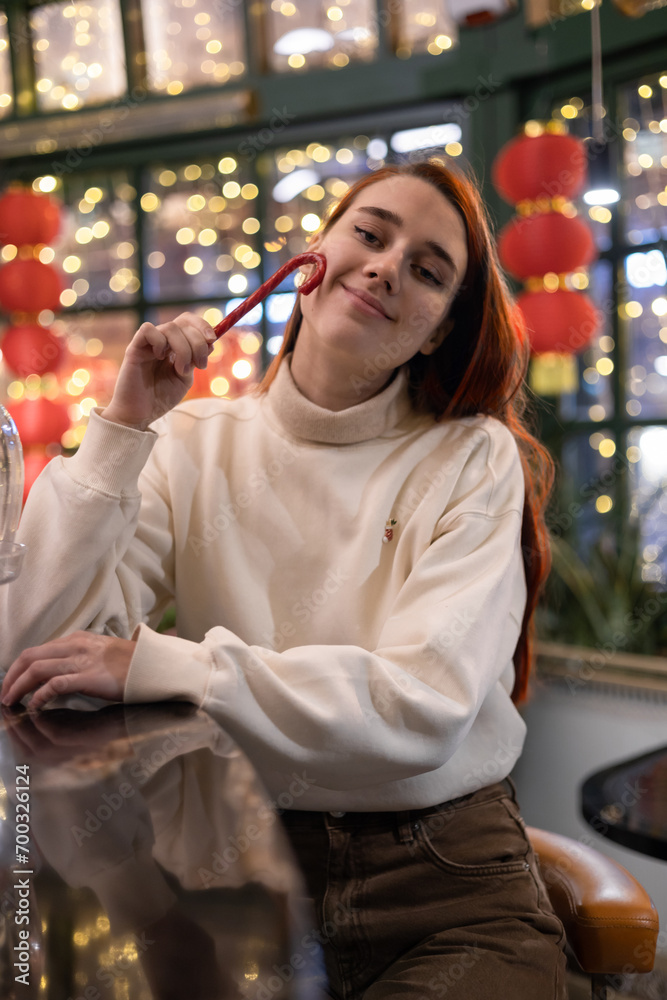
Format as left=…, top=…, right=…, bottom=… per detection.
left=364, top=252, right=400, bottom=291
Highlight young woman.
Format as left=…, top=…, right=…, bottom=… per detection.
left=0, top=160, right=565, bottom=998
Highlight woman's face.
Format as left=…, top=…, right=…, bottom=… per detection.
left=297, top=175, right=469, bottom=377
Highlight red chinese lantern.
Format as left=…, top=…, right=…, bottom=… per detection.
left=516, top=289, right=600, bottom=354
left=22, top=449, right=52, bottom=502
left=0, top=189, right=61, bottom=247
left=10, top=396, right=70, bottom=446
left=498, top=213, right=596, bottom=280
left=492, top=132, right=588, bottom=204
left=0, top=258, right=62, bottom=313
left=1, top=323, right=66, bottom=377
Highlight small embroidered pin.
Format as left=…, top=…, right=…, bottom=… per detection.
left=383, top=518, right=397, bottom=544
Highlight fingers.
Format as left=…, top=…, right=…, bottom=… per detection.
left=133, top=312, right=216, bottom=378
left=1, top=631, right=131, bottom=710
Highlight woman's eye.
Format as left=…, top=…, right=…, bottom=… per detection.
left=416, top=265, right=442, bottom=286
left=353, top=225, right=380, bottom=245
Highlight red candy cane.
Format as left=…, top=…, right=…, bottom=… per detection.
left=213, top=252, right=327, bottom=339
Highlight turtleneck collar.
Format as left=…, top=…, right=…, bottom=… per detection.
left=265, top=354, right=414, bottom=445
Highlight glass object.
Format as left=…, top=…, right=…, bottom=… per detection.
left=619, top=73, right=667, bottom=247
left=266, top=0, right=378, bottom=73
left=30, top=0, right=126, bottom=112
left=141, top=0, right=246, bottom=95
left=51, top=172, right=139, bottom=308
left=621, top=258, right=667, bottom=421
left=391, top=0, right=458, bottom=57
left=627, top=425, right=667, bottom=587
left=0, top=403, right=26, bottom=583
left=143, top=158, right=260, bottom=302
left=0, top=13, right=12, bottom=119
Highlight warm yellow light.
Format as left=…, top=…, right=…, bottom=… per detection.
left=147, top=251, right=165, bottom=268
left=222, top=181, right=241, bottom=199
left=598, top=438, right=616, bottom=457
left=275, top=216, right=293, bottom=233
left=92, top=221, right=110, bottom=238
left=242, top=218, right=260, bottom=234
left=595, top=495, right=613, bottom=513
left=140, top=193, right=160, bottom=212
left=241, top=183, right=258, bottom=200
left=210, top=377, right=229, bottom=396
left=596, top=358, right=614, bottom=376
left=445, top=141, right=462, bottom=156
left=301, top=213, right=320, bottom=232
left=85, top=338, right=103, bottom=356
left=72, top=368, right=91, bottom=386
left=85, top=186, right=103, bottom=203
left=75, top=227, right=93, bottom=244
left=63, top=255, right=82, bottom=273
left=159, top=170, right=176, bottom=186
left=305, top=185, right=325, bottom=201
left=7, top=382, right=24, bottom=400
left=287, top=54, right=305, bottom=69
left=1, top=245, right=17, bottom=261
left=218, top=156, right=237, bottom=174
left=203, top=307, right=223, bottom=326
left=228, top=274, right=248, bottom=293
left=184, top=257, right=203, bottom=274
left=62, top=94, right=79, bottom=110
left=625, top=301, right=643, bottom=318
left=232, top=359, right=252, bottom=379
left=327, top=6, right=343, bottom=20
left=652, top=297, right=667, bottom=316
left=38, top=246, right=55, bottom=264
left=332, top=53, right=349, bottom=67
left=206, top=40, right=222, bottom=53
left=176, top=227, right=195, bottom=244
left=588, top=404, right=606, bottom=421
left=167, top=81, right=183, bottom=95
left=434, top=34, right=453, bottom=50
left=638, top=84, right=653, bottom=98
left=198, top=228, right=217, bottom=246
left=187, top=194, right=206, bottom=211
left=240, top=333, right=261, bottom=354
left=79, top=396, right=97, bottom=415
left=570, top=272, right=589, bottom=289
left=543, top=272, right=560, bottom=291
left=626, top=446, right=641, bottom=463
left=36, top=78, right=52, bottom=93
left=234, top=244, right=253, bottom=263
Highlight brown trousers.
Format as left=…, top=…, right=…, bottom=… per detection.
left=280, top=779, right=568, bottom=1000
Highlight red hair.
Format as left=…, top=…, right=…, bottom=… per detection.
left=260, top=161, right=554, bottom=702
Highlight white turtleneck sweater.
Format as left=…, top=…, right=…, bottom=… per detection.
left=1, top=358, right=528, bottom=810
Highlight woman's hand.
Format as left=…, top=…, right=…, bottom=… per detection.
left=0, top=632, right=136, bottom=710
left=101, top=312, right=217, bottom=430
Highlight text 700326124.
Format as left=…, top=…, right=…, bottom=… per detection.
left=13, top=763, right=32, bottom=986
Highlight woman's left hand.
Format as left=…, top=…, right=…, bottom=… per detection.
left=0, top=632, right=135, bottom=710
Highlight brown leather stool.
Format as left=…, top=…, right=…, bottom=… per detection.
left=528, top=827, right=660, bottom=1000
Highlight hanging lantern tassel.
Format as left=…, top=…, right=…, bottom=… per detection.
left=529, top=353, right=579, bottom=396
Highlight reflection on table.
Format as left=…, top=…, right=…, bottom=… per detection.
left=581, top=744, right=667, bottom=862
left=0, top=703, right=327, bottom=1000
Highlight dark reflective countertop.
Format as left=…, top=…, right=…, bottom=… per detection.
left=0, top=703, right=327, bottom=1000
left=581, top=744, right=667, bottom=861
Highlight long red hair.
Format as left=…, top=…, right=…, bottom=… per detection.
left=259, top=160, right=554, bottom=702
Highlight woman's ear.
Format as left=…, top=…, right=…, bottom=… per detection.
left=420, top=318, right=453, bottom=356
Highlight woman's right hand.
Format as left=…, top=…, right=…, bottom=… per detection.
left=101, top=312, right=217, bottom=430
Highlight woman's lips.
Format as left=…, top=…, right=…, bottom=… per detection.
left=340, top=283, right=393, bottom=320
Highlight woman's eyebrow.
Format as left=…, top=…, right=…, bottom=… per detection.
left=355, top=205, right=458, bottom=276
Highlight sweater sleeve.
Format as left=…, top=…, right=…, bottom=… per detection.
left=124, top=423, right=527, bottom=792
left=0, top=409, right=172, bottom=671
